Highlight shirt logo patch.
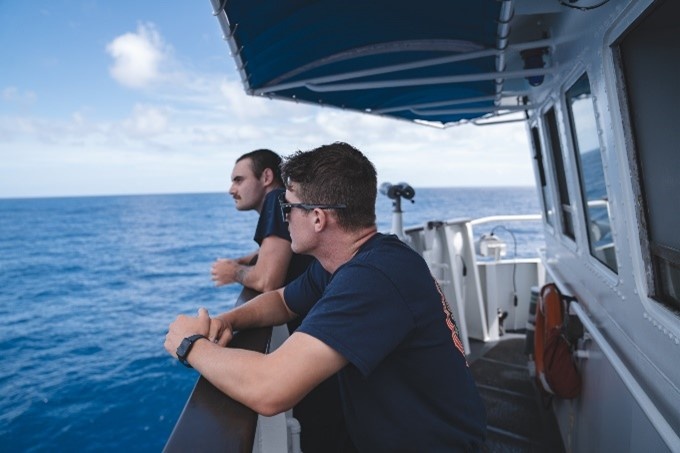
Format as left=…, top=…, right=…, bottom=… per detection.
left=433, top=277, right=468, bottom=366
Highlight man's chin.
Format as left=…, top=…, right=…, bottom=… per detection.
left=235, top=204, right=255, bottom=212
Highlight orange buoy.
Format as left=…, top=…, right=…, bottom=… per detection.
left=534, top=283, right=564, bottom=394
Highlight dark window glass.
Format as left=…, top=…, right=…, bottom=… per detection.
left=566, top=73, right=617, bottom=272
left=531, top=126, right=554, bottom=226
left=544, top=108, right=574, bottom=239
left=618, top=0, right=680, bottom=312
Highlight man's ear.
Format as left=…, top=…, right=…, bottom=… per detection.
left=313, top=209, right=327, bottom=233
left=261, top=168, right=275, bottom=186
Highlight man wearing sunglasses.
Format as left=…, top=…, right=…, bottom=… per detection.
left=166, top=142, right=486, bottom=451
left=210, top=148, right=349, bottom=452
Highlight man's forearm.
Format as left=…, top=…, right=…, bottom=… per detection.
left=241, top=236, right=291, bottom=292
left=212, top=260, right=285, bottom=292
left=232, top=263, right=252, bottom=287
left=188, top=339, right=292, bottom=416
left=216, top=288, right=294, bottom=332
left=240, top=264, right=288, bottom=293
left=187, top=330, right=344, bottom=417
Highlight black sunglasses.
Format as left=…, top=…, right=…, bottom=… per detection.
left=278, top=193, right=347, bottom=222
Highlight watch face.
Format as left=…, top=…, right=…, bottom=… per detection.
left=176, top=334, right=205, bottom=367
left=177, top=338, right=192, bottom=359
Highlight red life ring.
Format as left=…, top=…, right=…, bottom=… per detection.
left=534, top=283, right=564, bottom=394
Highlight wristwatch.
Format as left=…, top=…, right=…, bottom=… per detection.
left=176, top=334, right=207, bottom=368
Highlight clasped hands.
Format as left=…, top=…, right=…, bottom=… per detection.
left=164, top=307, right=233, bottom=359
left=211, top=259, right=240, bottom=286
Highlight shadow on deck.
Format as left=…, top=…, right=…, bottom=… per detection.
left=469, top=335, right=566, bottom=453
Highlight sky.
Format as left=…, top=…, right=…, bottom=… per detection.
left=0, top=1, right=536, bottom=199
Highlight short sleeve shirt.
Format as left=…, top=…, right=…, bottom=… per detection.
left=253, top=188, right=289, bottom=246
left=254, top=188, right=313, bottom=284
left=284, top=233, right=486, bottom=451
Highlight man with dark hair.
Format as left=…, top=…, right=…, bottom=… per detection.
left=210, top=148, right=347, bottom=451
left=166, top=142, right=486, bottom=451
left=211, top=149, right=310, bottom=291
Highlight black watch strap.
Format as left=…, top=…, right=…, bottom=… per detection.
left=176, top=334, right=207, bottom=368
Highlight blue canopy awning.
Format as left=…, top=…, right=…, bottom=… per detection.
left=210, top=0, right=551, bottom=127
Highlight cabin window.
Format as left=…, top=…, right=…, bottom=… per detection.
left=543, top=108, right=574, bottom=239
left=531, top=126, right=554, bottom=226
left=617, top=0, right=680, bottom=312
left=565, top=73, right=617, bottom=272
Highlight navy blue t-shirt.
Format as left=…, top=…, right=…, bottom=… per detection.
left=255, top=189, right=348, bottom=451
left=284, top=233, right=486, bottom=451
left=254, top=188, right=313, bottom=285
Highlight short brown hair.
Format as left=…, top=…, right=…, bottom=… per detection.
left=281, top=142, right=376, bottom=230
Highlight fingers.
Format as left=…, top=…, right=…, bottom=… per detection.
left=163, top=336, right=175, bottom=357
left=211, top=260, right=228, bottom=286
left=217, top=330, right=232, bottom=347
left=165, top=310, right=216, bottom=361
left=197, top=308, right=212, bottom=337
left=208, top=318, right=221, bottom=343
left=215, top=322, right=233, bottom=347
left=164, top=316, right=187, bottom=357
left=217, top=316, right=234, bottom=345
left=208, top=317, right=233, bottom=346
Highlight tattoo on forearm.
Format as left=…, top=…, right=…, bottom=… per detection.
left=236, top=265, right=250, bottom=284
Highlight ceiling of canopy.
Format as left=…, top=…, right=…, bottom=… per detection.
left=210, top=0, right=555, bottom=127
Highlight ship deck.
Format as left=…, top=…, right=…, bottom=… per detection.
left=469, top=334, right=566, bottom=452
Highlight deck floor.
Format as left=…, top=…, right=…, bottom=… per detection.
left=469, top=335, right=566, bottom=453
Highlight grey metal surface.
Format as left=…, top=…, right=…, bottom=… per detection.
left=469, top=336, right=565, bottom=452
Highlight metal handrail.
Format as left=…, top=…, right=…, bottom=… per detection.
left=570, top=302, right=680, bottom=450
left=469, top=214, right=542, bottom=226
left=405, top=214, right=542, bottom=234
left=164, top=287, right=270, bottom=453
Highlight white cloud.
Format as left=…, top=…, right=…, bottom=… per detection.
left=121, top=104, right=168, bottom=137
left=2, top=86, right=37, bottom=105
left=2, top=86, right=19, bottom=101
left=106, top=23, right=169, bottom=89
left=218, top=79, right=270, bottom=119
left=2, top=18, right=536, bottom=198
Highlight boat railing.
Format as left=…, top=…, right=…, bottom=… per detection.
left=164, top=287, right=268, bottom=453
left=468, top=213, right=542, bottom=227
left=405, top=214, right=542, bottom=250
left=403, top=214, right=543, bottom=350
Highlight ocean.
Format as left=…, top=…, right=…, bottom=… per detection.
left=0, top=188, right=541, bottom=452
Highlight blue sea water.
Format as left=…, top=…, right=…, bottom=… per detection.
left=0, top=188, right=541, bottom=452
